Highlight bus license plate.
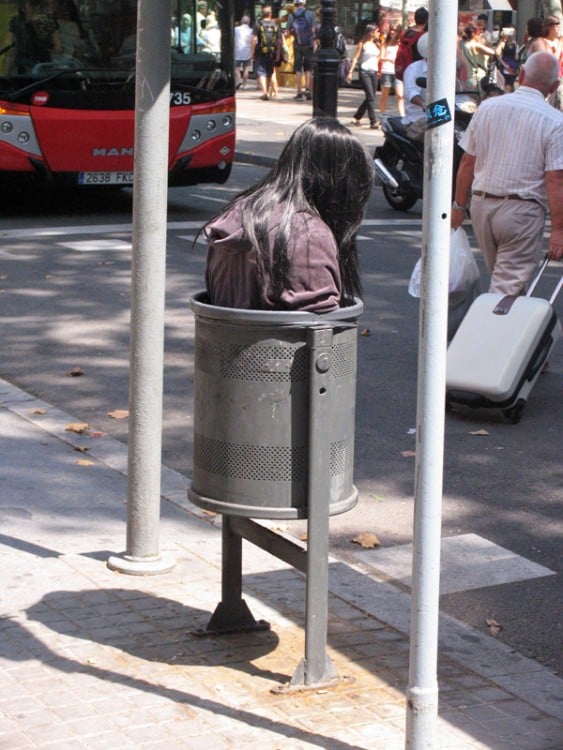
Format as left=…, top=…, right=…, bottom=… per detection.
left=78, top=171, right=134, bottom=185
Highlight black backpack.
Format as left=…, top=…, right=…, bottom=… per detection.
left=292, top=8, right=315, bottom=47
left=258, top=20, right=279, bottom=59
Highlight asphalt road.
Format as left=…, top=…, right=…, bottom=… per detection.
left=1, top=165, right=561, bottom=675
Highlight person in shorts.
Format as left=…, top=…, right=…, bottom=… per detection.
left=287, top=0, right=316, bottom=100
left=251, top=5, right=281, bottom=101
left=234, top=15, right=253, bottom=89
left=379, top=26, right=403, bottom=115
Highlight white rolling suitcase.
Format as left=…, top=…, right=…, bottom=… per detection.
left=446, top=258, right=562, bottom=423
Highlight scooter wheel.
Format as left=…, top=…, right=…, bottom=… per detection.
left=382, top=184, right=418, bottom=212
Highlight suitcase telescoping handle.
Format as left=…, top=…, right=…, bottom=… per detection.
left=526, top=255, right=563, bottom=304
left=550, top=276, right=563, bottom=306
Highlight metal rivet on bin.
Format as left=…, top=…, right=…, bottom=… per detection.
left=316, top=353, right=331, bottom=373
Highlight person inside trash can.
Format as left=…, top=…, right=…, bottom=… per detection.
left=202, top=117, right=374, bottom=311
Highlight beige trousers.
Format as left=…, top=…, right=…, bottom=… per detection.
left=470, top=195, right=546, bottom=296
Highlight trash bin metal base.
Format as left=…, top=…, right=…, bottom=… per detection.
left=190, top=306, right=360, bottom=520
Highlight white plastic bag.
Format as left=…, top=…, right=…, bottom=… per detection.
left=449, top=227, right=480, bottom=293
left=408, top=257, right=423, bottom=298
left=408, top=228, right=479, bottom=298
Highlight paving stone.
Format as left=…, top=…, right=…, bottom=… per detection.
left=1, top=400, right=562, bottom=750
left=0, top=734, right=36, bottom=749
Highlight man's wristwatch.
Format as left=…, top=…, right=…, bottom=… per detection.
left=452, top=200, right=467, bottom=211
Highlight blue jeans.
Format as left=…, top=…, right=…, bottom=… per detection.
left=354, top=69, right=379, bottom=126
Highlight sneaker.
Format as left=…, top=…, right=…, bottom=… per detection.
left=294, top=92, right=305, bottom=100
left=305, top=89, right=312, bottom=100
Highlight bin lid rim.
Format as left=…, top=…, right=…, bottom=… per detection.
left=190, top=291, right=363, bottom=325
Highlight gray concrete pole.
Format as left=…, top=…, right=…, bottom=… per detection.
left=108, top=0, right=174, bottom=576
left=402, top=0, right=409, bottom=30
left=516, top=0, right=537, bottom=44
left=544, top=0, right=563, bottom=23
left=405, top=0, right=457, bottom=747
left=518, top=0, right=563, bottom=42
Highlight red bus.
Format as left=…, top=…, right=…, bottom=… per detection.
left=0, top=1, right=235, bottom=188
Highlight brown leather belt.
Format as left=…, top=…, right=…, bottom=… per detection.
left=472, top=190, right=537, bottom=203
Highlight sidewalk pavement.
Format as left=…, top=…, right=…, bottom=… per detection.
left=1, top=88, right=563, bottom=750
left=234, top=85, right=387, bottom=167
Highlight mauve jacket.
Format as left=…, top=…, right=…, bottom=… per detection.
left=204, top=200, right=342, bottom=312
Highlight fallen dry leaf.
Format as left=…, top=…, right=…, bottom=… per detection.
left=360, top=328, right=371, bottom=336
left=65, top=422, right=90, bottom=434
left=485, top=617, right=503, bottom=636
left=76, top=459, right=94, bottom=466
left=469, top=429, right=489, bottom=436
left=351, top=532, right=381, bottom=549
left=67, top=367, right=84, bottom=377
left=401, top=450, right=416, bottom=458
left=90, top=431, right=106, bottom=438
left=73, top=446, right=90, bottom=453
left=107, top=409, right=129, bottom=420
left=31, top=408, right=46, bottom=415
left=369, top=493, right=385, bottom=503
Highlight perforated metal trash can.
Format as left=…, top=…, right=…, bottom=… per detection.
left=188, top=292, right=363, bottom=520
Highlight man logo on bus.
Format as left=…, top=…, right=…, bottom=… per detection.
left=93, top=147, right=134, bottom=157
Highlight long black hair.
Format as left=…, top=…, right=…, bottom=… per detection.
left=205, top=117, right=374, bottom=301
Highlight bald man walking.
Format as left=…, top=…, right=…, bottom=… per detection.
left=452, top=52, right=563, bottom=295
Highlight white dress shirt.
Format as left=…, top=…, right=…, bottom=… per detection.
left=459, top=86, right=563, bottom=209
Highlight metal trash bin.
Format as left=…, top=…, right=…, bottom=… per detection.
left=188, top=292, right=363, bottom=519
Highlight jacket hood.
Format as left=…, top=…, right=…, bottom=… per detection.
left=204, top=201, right=250, bottom=254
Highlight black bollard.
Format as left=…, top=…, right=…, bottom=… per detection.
left=312, top=0, right=340, bottom=118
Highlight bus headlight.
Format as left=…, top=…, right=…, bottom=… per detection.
left=18, top=131, right=30, bottom=144
left=191, top=129, right=201, bottom=142
left=222, top=115, right=232, bottom=128
left=206, top=120, right=216, bottom=132
left=1, top=121, right=13, bottom=133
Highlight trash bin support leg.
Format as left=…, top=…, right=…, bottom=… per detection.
left=202, top=516, right=270, bottom=635
left=289, top=326, right=338, bottom=688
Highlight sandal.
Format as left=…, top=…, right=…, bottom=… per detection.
left=349, top=120, right=362, bottom=127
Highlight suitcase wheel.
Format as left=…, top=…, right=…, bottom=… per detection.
left=502, top=400, right=526, bottom=424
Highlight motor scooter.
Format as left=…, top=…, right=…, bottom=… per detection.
left=374, top=89, right=479, bottom=212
